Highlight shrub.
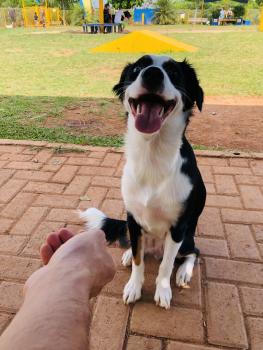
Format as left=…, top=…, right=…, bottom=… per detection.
left=233, top=4, right=245, bottom=18
left=70, top=3, right=85, bottom=26
left=154, top=0, right=177, bottom=25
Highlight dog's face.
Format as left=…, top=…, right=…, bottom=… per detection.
left=113, top=55, right=203, bottom=135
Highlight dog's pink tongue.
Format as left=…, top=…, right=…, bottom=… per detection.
left=135, top=101, right=163, bottom=134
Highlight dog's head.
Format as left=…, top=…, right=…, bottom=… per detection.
left=113, top=55, right=203, bottom=135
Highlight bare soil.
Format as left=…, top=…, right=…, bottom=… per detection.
left=44, top=96, right=263, bottom=152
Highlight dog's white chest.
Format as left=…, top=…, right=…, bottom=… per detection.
left=122, top=164, right=192, bottom=238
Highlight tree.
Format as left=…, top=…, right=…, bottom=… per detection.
left=109, top=0, right=144, bottom=9
left=154, top=0, right=177, bottom=24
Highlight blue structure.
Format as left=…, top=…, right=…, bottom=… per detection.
left=134, top=8, right=156, bottom=24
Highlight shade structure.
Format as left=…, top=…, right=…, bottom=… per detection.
left=91, top=30, right=198, bottom=53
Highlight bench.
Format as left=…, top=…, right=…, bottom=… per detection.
left=188, top=18, right=209, bottom=25
left=82, top=23, right=123, bottom=34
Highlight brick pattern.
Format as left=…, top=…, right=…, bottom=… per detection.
left=0, top=145, right=263, bottom=350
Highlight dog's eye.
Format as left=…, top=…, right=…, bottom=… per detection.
left=133, top=66, right=141, bottom=73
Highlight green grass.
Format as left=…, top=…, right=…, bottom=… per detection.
left=0, top=25, right=262, bottom=147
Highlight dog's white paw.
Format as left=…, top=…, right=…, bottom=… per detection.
left=122, top=248, right=132, bottom=267
left=123, top=278, right=142, bottom=304
left=154, top=278, right=172, bottom=309
left=176, top=261, right=194, bottom=287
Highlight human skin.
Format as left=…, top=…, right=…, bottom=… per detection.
left=0, top=229, right=116, bottom=350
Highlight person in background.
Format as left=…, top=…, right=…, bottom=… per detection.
left=114, top=8, right=124, bottom=32
left=34, top=12, right=39, bottom=27
left=104, top=3, right=112, bottom=33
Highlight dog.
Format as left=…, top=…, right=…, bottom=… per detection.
left=81, top=55, right=206, bottom=309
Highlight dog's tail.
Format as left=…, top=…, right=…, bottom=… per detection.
left=79, top=208, right=129, bottom=247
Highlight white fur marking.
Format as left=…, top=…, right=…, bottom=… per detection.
left=122, top=248, right=132, bottom=267
left=78, top=208, right=106, bottom=230
left=123, top=238, right=145, bottom=304
left=176, top=254, right=196, bottom=287
left=154, top=232, right=182, bottom=309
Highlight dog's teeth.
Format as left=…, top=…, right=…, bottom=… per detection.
left=136, top=104, right=141, bottom=114
left=159, top=107, right=164, bottom=119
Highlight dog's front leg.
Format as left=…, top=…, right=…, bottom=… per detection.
left=154, top=232, right=182, bottom=309
left=123, top=213, right=144, bottom=304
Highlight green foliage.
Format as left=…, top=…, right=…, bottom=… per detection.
left=109, top=0, right=143, bottom=9
left=154, top=0, right=177, bottom=25
left=233, top=4, right=245, bottom=17
left=255, top=0, right=263, bottom=6
left=69, top=3, right=84, bottom=25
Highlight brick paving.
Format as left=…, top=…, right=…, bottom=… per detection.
left=0, top=141, right=263, bottom=349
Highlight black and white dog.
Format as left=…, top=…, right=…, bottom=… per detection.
left=81, top=55, right=206, bottom=309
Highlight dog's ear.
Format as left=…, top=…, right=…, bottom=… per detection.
left=113, top=63, right=133, bottom=101
left=180, top=59, right=204, bottom=112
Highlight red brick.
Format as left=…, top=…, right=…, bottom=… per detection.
left=0, top=145, right=24, bottom=153
left=0, top=235, right=26, bottom=254
left=126, top=336, right=162, bottom=350
left=78, top=187, right=108, bottom=210
left=215, top=175, right=238, bottom=195
left=195, top=237, right=229, bottom=257
left=10, top=206, right=48, bottom=235
left=88, top=151, right=106, bottom=159
left=167, top=341, right=222, bottom=350
left=197, top=157, right=228, bottom=166
left=34, top=194, right=79, bottom=209
left=91, top=176, right=121, bottom=188
left=247, top=317, right=263, bottom=350
left=64, top=175, right=91, bottom=195
left=102, top=270, right=130, bottom=296
left=0, top=179, right=27, bottom=203
left=0, top=218, right=13, bottom=234
left=206, top=194, right=242, bottom=208
left=101, top=199, right=124, bottom=218
left=198, top=207, right=224, bottom=238
left=225, top=224, right=260, bottom=260
left=1, top=192, right=37, bottom=219
left=22, top=221, right=63, bottom=257
left=198, top=165, right=214, bottom=183
left=101, top=153, right=121, bottom=167
left=32, top=149, right=52, bottom=163
left=13, top=170, right=53, bottom=181
left=0, top=282, right=23, bottom=311
left=205, top=257, right=263, bottom=284
left=66, top=157, right=101, bottom=166
left=0, top=160, right=8, bottom=168
left=114, top=159, right=125, bottom=177
left=51, top=165, right=78, bottom=184
left=46, top=208, right=80, bottom=224
left=229, top=158, right=249, bottom=167
left=250, top=160, right=263, bottom=176
left=253, top=225, right=263, bottom=242
left=0, top=255, right=41, bottom=280
left=235, top=175, right=263, bottom=186
left=78, top=166, right=115, bottom=176
left=0, top=169, right=15, bottom=187
left=206, top=282, right=248, bottom=348
left=221, top=209, right=263, bottom=225
left=240, top=287, right=263, bottom=316
left=205, top=183, right=216, bottom=194
left=214, top=166, right=252, bottom=175
left=6, top=161, right=42, bottom=170
left=0, top=154, right=33, bottom=161
left=89, top=296, right=129, bottom=350
left=23, top=181, right=65, bottom=194
left=240, top=185, right=263, bottom=209
left=107, top=188, right=122, bottom=199
left=131, top=303, right=204, bottom=342
left=42, top=156, right=67, bottom=172
left=0, top=313, right=11, bottom=333
left=107, top=247, right=127, bottom=271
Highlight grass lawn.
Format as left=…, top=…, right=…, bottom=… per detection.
left=0, top=25, right=262, bottom=147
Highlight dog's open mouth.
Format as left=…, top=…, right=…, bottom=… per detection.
left=128, top=94, right=177, bottom=134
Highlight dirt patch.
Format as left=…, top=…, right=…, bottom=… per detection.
left=43, top=97, right=263, bottom=152
left=52, top=49, right=76, bottom=57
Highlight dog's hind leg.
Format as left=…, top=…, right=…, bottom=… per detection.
left=176, top=253, right=196, bottom=287
left=122, top=248, right=132, bottom=267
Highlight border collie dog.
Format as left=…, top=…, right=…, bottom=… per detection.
left=81, top=55, right=206, bottom=309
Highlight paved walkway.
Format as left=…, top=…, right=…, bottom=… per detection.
left=0, top=141, right=263, bottom=350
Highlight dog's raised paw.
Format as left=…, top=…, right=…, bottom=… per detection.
left=123, top=278, right=142, bottom=304
left=122, top=248, right=132, bottom=267
left=176, top=262, right=193, bottom=287
left=154, top=279, right=172, bottom=309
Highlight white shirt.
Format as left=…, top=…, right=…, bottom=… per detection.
left=114, top=10, right=123, bottom=24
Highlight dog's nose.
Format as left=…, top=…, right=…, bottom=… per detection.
left=141, top=66, right=164, bottom=92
